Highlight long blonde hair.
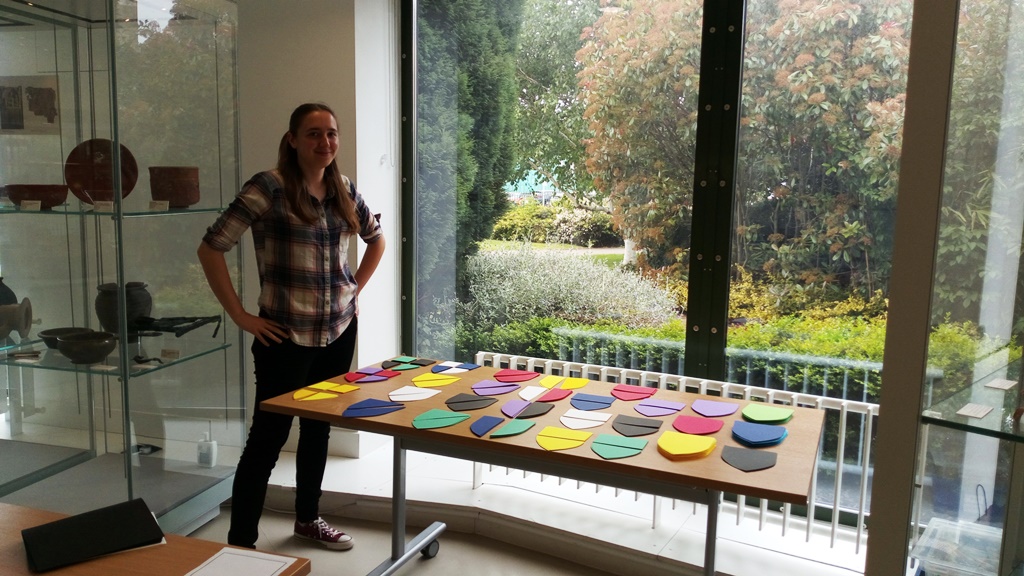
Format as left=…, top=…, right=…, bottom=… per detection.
left=276, top=103, right=360, bottom=230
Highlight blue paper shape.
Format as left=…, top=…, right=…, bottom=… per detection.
left=570, top=393, right=615, bottom=411
left=731, top=420, right=788, bottom=447
left=470, top=415, right=504, bottom=437
left=342, top=398, right=405, bottom=418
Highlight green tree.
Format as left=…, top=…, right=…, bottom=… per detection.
left=514, top=0, right=603, bottom=202
left=416, top=0, right=524, bottom=357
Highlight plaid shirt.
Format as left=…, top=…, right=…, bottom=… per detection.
left=202, top=171, right=382, bottom=347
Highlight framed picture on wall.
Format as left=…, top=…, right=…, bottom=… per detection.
left=0, top=75, right=60, bottom=135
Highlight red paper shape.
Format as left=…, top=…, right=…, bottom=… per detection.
left=537, top=388, right=572, bottom=402
left=611, top=384, right=657, bottom=401
left=493, top=369, right=540, bottom=383
left=672, top=415, right=724, bottom=435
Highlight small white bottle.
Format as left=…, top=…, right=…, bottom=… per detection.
left=197, top=432, right=217, bottom=468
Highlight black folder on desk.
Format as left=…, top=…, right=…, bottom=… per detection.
left=21, top=498, right=165, bottom=572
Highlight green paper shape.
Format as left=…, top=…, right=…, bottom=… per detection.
left=490, top=419, right=535, bottom=438
left=742, top=403, right=794, bottom=424
left=591, top=434, right=648, bottom=460
left=412, top=408, right=471, bottom=430
left=393, top=355, right=417, bottom=362
left=391, top=363, right=420, bottom=371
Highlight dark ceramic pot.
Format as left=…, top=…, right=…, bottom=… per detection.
left=95, top=282, right=152, bottom=342
left=149, top=166, right=200, bottom=208
left=57, top=331, right=117, bottom=364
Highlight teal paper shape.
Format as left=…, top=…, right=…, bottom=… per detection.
left=490, top=419, right=535, bottom=438
left=412, top=408, right=471, bottom=430
left=591, top=434, right=648, bottom=460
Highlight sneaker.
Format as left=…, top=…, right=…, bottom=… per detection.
left=293, top=517, right=354, bottom=550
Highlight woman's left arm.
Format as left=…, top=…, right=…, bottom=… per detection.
left=354, top=236, right=386, bottom=295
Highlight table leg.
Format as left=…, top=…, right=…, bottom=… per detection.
left=705, top=490, right=720, bottom=576
left=366, top=440, right=447, bottom=576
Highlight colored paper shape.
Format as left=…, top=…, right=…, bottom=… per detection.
left=501, top=399, right=530, bottom=418
left=657, top=431, right=717, bottom=460
left=411, top=358, right=436, bottom=366
left=356, top=366, right=382, bottom=375
left=412, top=372, right=460, bottom=388
left=537, top=388, right=572, bottom=402
left=536, top=426, right=592, bottom=451
left=294, top=390, right=336, bottom=401
left=389, top=386, right=441, bottom=402
left=539, top=375, right=564, bottom=389
left=611, top=384, right=657, bottom=401
left=432, top=361, right=479, bottom=374
left=519, top=385, right=547, bottom=401
left=491, top=419, right=535, bottom=438
left=472, top=379, right=521, bottom=396
left=518, top=402, right=554, bottom=419
left=445, top=393, right=498, bottom=411
left=343, top=372, right=364, bottom=382
left=635, top=398, right=686, bottom=418
left=381, top=357, right=414, bottom=369
left=731, top=420, right=788, bottom=447
left=308, top=381, right=352, bottom=392
left=357, top=374, right=389, bottom=383
left=493, top=369, right=540, bottom=383
left=612, top=414, right=663, bottom=437
left=390, top=363, right=420, bottom=371
left=342, top=398, right=404, bottom=418
left=412, top=408, right=471, bottom=430
left=433, top=361, right=462, bottom=372
left=559, top=408, right=611, bottom=430
left=570, top=393, right=615, bottom=411
left=561, top=377, right=589, bottom=390
left=377, top=369, right=402, bottom=379
left=721, top=445, right=778, bottom=472
left=691, top=399, right=739, bottom=418
left=591, top=434, right=648, bottom=460
left=470, top=415, right=504, bottom=437
left=742, top=403, right=794, bottom=424
left=672, top=414, right=724, bottom=435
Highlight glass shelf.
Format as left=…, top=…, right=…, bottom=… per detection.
left=0, top=336, right=231, bottom=378
left=0, top=203, right=223, bottom=218
left=921, top=372, right=1023, bottom=443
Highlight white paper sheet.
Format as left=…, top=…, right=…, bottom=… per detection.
left=185, top=547, right=298, bottom=576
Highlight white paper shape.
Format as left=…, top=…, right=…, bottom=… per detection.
left=559, top=408, right=612, bottom=430
left=519, top=385, right=546, bottom=401
left=186, top=547, right=297, bottom=576
left=389, top=385, right=441, bottom=402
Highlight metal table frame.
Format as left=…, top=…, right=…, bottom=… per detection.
left=367, top=433, right=722, bottom=576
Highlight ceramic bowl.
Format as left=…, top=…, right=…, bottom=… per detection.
left=57, top=331, right=117, bottom=364
left=6, top=184, right=69, bottom=210
left=38, top=327, right=94, bottom=349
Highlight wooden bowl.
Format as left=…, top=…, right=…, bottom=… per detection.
left=6, top=184, right=69, bottom=210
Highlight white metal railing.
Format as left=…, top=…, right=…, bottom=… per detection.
left=473, top=351, right=880, bottom=558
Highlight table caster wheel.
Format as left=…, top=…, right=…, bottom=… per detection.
left=421, top=539, right=440, bottom=559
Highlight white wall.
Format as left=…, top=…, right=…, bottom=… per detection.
left=237, top=0, right=401, bottom=369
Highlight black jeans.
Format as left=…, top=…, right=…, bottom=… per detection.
left=227, top=318, right=357, bottom=548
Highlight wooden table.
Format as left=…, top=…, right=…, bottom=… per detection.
left=0, top=502, right=311, bottom=576
left=262, top=362, right=825, bottom=576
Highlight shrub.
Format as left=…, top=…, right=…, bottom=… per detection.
left=549, top=208, right=621, bottom=247
left=462, top=246, right=676, bottom=328
left=491, top=201, right=556, bottom=242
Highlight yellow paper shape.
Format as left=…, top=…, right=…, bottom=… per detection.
left=657, top=431, right=716, bottom=460
left=296, top=391, right=338, bottom=401
left=412, top=373, right=460, bottom=388
left=539, top=375, right=564, bottom=389
left=536, top=426, right=592, bottom=451
left=293, top=389, right=318, bottom=400
left=309, top=381, right=339, bottom=390
left=326, top=383, right=359, bottom=394
left=561, top=377, right=589, bottom=390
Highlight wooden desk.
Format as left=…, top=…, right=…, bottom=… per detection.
left=262, top=363, right=825, bottom=576
left=0, top=502, right=311, bottom=576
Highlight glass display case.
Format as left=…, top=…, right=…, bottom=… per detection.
left=0, top=0, right=243, bottom=534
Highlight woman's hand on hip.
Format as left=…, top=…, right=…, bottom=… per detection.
left=235, top=312, right=289, bottom=346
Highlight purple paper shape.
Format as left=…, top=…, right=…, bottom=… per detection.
left=691, top=399, right=739, bottom=418
left=635, top=398, right=686, bottom=418
left=356, top=374, right=388, bottom=383
left=357, top=366, right=382, bottom=375
left=472, top=379, right=521, bottom=396
left=501, top=399, right=530, bottom=418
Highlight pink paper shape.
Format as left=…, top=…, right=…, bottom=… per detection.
left=611, top=384, right=656, bottom=401
left=537, top=388, right=572, bottom=402
left=691, top=399, right=739, bottom=417
left=493, top=369, right=540, bottom=383
left=672, top=415, right=724, bottom=435
left=472, top=379, right=521, bottom=395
